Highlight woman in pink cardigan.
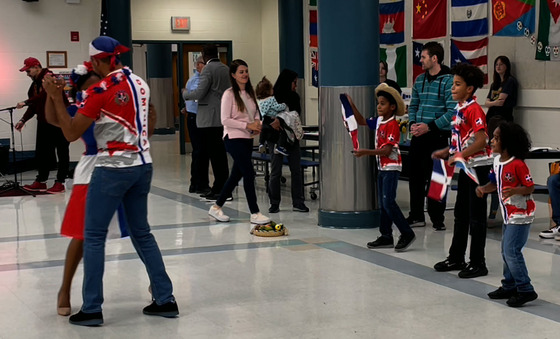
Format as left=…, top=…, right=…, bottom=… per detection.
left=208, top=59, right=270, bottom=225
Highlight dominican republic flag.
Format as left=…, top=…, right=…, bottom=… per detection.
left=451, top=0, right=488, bottom=37
left=451, top=38, right=488, bottom=84
left=428, top=159, right=455, bottom=202
left=536, top=0, right=560, bottom=61
left=412, top=41, right=424, bottom=82
left=379, top=0, right=405, bottom=45
left=413, top=0, right=447, bottom=39
left=492, top=0, right=535, bottom=37
left=380, top=45, right=407, bottom=88
left=453, top=155, right=480, bottom=184
left=309, top=9, right=318, bottom=48
left=311, top=48, right=318, bottom=88
left=339, top=94, right=359, bottom=151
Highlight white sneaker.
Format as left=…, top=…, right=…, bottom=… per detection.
left=539, top=225, right=560, bottom=239
left=250, top=212, right=270, bottom=224
left=209, top=205, right=230, bottom=222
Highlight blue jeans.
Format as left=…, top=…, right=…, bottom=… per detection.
left=82, top=164, right=174, bottom=313
left=378, top=171, right=414, bottom=238
left=217, top=136, right=259, bottom=214
left=501, top=223, right=534, bottom=293
left=548, top=173, right=560, bottom=225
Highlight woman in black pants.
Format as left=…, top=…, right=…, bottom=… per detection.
left=267, top=69, right=309, bottom=213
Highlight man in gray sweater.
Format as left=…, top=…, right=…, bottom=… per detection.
left=183, top=45, right=230, bottom=199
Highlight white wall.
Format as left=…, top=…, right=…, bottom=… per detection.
left=0, top=0, right=99, bottom=150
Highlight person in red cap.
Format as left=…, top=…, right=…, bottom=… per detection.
left=43, top=36, right=178, bottom=326
left=15, top=57, right=70, bottom=193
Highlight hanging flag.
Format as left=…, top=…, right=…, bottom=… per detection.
left=379, top=1, right=405, bottom=45
left=339, top=94, right=360, bottom=151
left=412, top=41, right=424, bottom=82
left=451, top=0, right=488, bottom=37
left=450, top=38, right=489, bottom=84
left=309, top=10, right=318, bottom=48
left=492, top=0, right=535, bottom=37
left=311, top=48, right=319, bottom=88
left=413, top=0, right=447, bottom=39
left=380, top=45, right=407, bottom=88
left=100, top=0, right=108, bottom=35
left=428, top=159, right=455, bottom=202
left=536, top=0, right=560, bottom=61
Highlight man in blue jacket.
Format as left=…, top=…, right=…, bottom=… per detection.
left=407, top=41, right=456, bottom=231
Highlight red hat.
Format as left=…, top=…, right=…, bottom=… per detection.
left=19, top=57, right=41, bottom=72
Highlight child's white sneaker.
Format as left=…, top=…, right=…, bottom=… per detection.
left=539, top=225, right=560, bottom=239
left=209, top=205, right=230, bottom=222
left=250, top=212, right=270, bottom=224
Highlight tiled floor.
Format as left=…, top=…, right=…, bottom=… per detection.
left=2, top=134, right=560, bottom=338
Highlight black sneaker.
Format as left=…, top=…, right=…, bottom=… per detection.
left=269, top=204, right=280, bottom=213
left=143, top=300, right=179, bottom=318
left=458, top=263, right=488, bottom=278
left=69, top=311, right=103, bottom=326
left=433, top=223, right=446, bottom=231
left=293, top=203, right=309, bottom=212
left=406, top=216, right=426, bottom=227
left=506, top=291, right=538, bottom=307
left=488, top=287, right=517, bottom=300
left=366, top=236, right=394, bottom=249
left=434, top=258, right=467, bottom=272
left=395, top=233, right=416, bottom=252
left=196, top=187, right=212, bottom=195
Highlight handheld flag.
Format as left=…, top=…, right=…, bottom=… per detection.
left=453, top=155, right=479, bottom=184
left=428, top=159, right=455, bottom=202
left=339, top=94, right=359, bottom=151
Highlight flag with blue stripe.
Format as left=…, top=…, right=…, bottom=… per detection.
left=379, top=1, right=405, bottom=45
left=451, top=0, right=488, bottom=37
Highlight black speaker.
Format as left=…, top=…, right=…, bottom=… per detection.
left=22, top=0, right=39, bottom=2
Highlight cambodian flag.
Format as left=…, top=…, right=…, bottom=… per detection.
left=451, top=0, right=488, bottom=37
left=379, top=0, right=405, bottom=45
left=428, top=159, right=455, bottom=202
left=339, top=94, right=359, bottom=151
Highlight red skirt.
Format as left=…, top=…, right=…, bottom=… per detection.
left=61, top=184, right=88, bottom=240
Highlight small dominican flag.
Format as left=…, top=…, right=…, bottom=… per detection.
left=339, top=94, right=359, bottom=151
left=428, top=159, right=455, bottom=202
left=453, top=155, right=479, bottom=184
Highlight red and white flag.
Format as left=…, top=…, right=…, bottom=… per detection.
left=428, top=159, right=455, bottom=202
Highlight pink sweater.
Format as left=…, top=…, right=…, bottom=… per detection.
left=220, top=88, right=261, bottom=139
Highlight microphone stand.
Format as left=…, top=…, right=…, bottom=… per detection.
left=0, top=106, right=35, bottom=197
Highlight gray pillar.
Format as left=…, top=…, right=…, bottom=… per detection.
left=146, top=44, right=174, bottom=132
left=104, top=0, right=132, bottom=68
left=278, top=0, right=306, bottom=122
left=318, top=0, right=379, bottom=228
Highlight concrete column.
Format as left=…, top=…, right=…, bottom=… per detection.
left=146, top=44, right=174, bottom=132
left=318, top=0, right=379, bottom=228
left=104, top=0, right=132, bottom=68
left=278, top=0, right=306, bottom=122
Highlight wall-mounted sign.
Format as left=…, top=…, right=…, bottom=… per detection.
left=171, top=17, right=190, bottom=32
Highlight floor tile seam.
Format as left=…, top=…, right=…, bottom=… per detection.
left=316, top=240, right=560, bottom=323
left=0, top=238, right=308, bottom=273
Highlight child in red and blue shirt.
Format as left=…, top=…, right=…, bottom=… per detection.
left=347, top=82, right=415, bottom=252
left=432, top=63, right=492, bottom=278
left=476, top=121, right=537, bottom=307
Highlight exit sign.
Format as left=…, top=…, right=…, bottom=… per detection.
left=171, top=17, right=190, bottom=31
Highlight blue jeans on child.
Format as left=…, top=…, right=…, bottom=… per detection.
left=548, top=173, right=560, bottom=225
left=501, top=223, right=534, bottom=293
left=82, top=164, right=175, bottom=313
left=378, top=170, right=414, bottom=239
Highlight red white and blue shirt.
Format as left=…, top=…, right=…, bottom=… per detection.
left=78, top=68, right=151, bottom=168
left=449, top=97, right=491, bottom=167
left=367, top=116, right=402, bottom=171
left=490, top=156, right=535, bottom=225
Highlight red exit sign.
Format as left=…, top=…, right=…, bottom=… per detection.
left=171, top=17, right=190, bottom=31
